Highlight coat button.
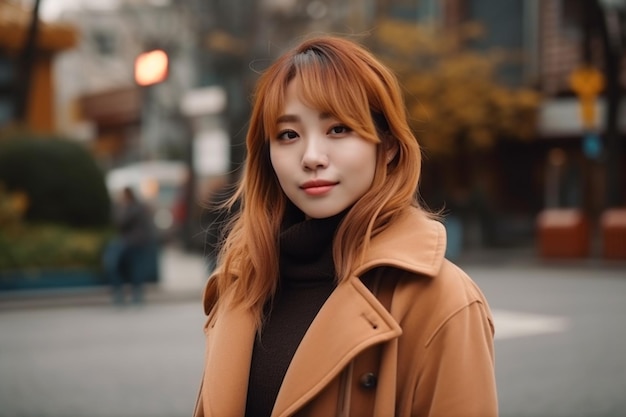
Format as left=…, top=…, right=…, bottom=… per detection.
left=359, top=372, right=377, bottom=389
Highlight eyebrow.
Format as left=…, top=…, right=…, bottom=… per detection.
left=276, top=112, right=334, bottom=124
left=276, top=114, right=299, bottom=124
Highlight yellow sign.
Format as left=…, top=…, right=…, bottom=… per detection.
left=569, top=66, right=604, bottom=128
left=570, top=66, right=604, bottom=96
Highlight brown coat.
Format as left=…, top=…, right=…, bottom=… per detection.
left=194, top=207, right=498, bottom=417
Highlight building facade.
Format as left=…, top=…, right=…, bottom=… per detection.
left=0, top=0, right=77, bottom=133
left=33, top=0, right=626, bottom=251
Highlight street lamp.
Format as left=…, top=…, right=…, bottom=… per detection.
left=134, top=49, right=169, bottom=87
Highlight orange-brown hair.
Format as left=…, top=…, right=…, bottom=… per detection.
left=214, top=35, right=424, bottom=325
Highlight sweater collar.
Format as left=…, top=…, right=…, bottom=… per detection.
left=278, top=204, right=347, bottom=287
left=278, top=205, right=447, bottom=284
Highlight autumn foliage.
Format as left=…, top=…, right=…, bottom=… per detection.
left=372, top=20, right=541, bottom=156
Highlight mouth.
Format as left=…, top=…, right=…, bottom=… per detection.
left=300, top=180, right=338, bottom=196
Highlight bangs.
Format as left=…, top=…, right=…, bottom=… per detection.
left=260, top=47, right=381, bottom=144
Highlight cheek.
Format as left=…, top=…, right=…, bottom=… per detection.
left=363, top=150, right=379, bottom=189
left=363, top=156, right=378, bottom=185
left=269, top=147, right=288, bottom=183
left=350, top=146, right=377, bottom=178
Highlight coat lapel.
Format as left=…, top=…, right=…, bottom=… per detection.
left=202, top=300, right=256, bottom=417
left=271, top=277, right=402, bottom=417
left=354, top=209, right=446, bottom=278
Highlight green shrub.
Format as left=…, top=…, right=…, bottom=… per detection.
left=0, top=223, right=113, bottom=270
left=0, top=135, right=111, bottom=228
left=0, top=184, right=28, bottom=229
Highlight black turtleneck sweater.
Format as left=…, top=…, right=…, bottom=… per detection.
left=244, top=206, right=346, bottom=417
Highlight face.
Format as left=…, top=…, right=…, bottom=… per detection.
left=269, top=80, right=377, bottom=219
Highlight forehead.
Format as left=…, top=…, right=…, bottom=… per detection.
left=279, top=75, right=346, bottom=119
left=279, top=79, right=329, bottom=115
left=261, top=58, right=373, bottom=140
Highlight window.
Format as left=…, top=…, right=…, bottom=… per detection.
left=92, top=31, right=117, bottom=56
left=561, top=0, right=583, bottom=39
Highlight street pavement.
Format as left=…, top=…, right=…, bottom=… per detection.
left=467, top=263, right=626, bottom=417
left=0, top=245, right=211, bottom=311
left=0, top=246, right=625, bottom=417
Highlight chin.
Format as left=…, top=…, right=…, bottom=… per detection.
left=300, top=207, right=346, bottom=219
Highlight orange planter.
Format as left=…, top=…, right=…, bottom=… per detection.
left=600, top=209, right=626, bottom=260
left=537, top=209, right=590, bottom=259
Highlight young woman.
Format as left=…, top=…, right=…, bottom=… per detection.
left=194, top=35, right=498, bottom=417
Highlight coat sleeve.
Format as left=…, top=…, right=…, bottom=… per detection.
left=412, top=300, right=498, bottom=417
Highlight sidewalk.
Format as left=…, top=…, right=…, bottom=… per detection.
left=1, top=244, right=623, bottom=311
left=455, top=245, right=626, bottom=271
left=0, top=245, right=211, bottom=311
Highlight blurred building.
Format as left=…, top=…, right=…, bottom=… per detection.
left=378, top=0, right=625, bottom=249
left=0, top=0, right=77, bottom=132
left=50, top=1, right=201, bottom=168
left=534, top=0, right=625, bottom=214
left=27, top=0, right=625, bottom=252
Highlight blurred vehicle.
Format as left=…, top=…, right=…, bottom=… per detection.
left=105, top=161, right=189, bottom=242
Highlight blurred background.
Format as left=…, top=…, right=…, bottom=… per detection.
left=1, top=0, right=626, bottom=266
left=0, top=1, right=625, bottom=417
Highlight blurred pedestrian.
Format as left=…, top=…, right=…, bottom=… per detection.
left=103, top=186, right=155, bottom=305
left=194, top=35, right=497, bottom=417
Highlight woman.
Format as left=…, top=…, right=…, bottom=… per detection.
left=194, top=35, right=497, bottom=417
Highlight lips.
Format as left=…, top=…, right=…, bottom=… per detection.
left=300, top=179, right=338, bottom=196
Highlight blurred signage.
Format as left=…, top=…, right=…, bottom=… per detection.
left=180, top=86, right=227, bottom=117
left=538, top=98, right=626, bottom=136
left=79, top=87, right=141, bottom=126
left=193, top=129, right=230, bottom=176
left=583, top=132, right=602, bottom=159
left=569, top=66, right=604, bottom=129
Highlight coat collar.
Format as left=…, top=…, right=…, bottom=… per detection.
left=354, top=207, right=447, bottom=279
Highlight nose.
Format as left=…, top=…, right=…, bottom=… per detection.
left=301, top=137, right=328, bottom=170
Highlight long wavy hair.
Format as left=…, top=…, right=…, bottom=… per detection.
left=214, top=35, right=425, bottom=325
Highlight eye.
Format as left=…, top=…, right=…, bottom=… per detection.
left=276, top=129, right=298, bottom=141
left=328, top=125, right=351, bottom=136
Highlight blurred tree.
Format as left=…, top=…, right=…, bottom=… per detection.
left=372, top=20, right=541, bottom=194
left=0, top=134, right=111, bottom=228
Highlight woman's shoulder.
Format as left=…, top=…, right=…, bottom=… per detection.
left=427, top=259, right=490, bottom=307
left=371, top=259, right=487, bottom=310
left=379, top=260, right=493, bottom=347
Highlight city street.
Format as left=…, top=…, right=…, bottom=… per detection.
left=0, top=302, right=206, bottom=417
left=466, top=263, right=626, bottom=417
left=2, top=1, right=625, bottom=417
left=1, top=261, right=625, bottom=417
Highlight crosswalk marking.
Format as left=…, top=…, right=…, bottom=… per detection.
left=492, top=310, right=569, bottom=340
